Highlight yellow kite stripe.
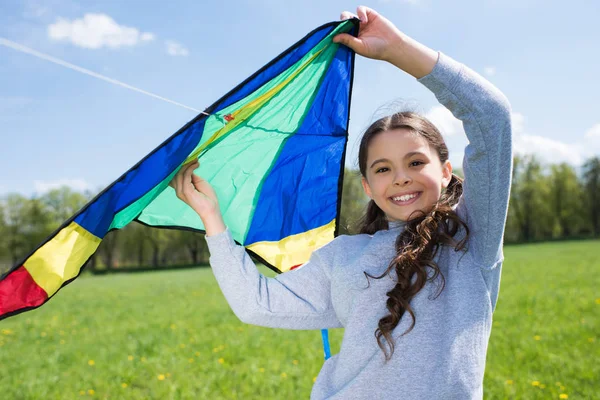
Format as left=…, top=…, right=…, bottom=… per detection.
left=246, top=220, right=335, bottom=272
left=24, top=222, right=101, bottom=296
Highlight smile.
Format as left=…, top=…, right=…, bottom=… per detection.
left=389, top=192, right=422, bottom=206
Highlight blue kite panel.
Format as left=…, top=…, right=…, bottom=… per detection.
left=74, top=119, right=206, bottom=238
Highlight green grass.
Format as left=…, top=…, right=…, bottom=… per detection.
left=0, top=239, right=598, bottom=399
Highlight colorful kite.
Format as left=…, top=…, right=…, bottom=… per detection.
left=0, top=19, right=358, bottom=320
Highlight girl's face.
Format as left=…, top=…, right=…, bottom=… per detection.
left=361, top=129, right=452, bottom=222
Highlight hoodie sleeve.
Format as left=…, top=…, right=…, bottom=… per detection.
left=204, top=228, right=343, bottom=329
left=418, top=52, right=513, bottom=269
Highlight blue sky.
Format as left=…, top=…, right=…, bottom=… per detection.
left=1, top=0, right=599, bottom=196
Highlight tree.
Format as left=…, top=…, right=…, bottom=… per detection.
left=582, top=156, right=600, bottom=236
left=508, top=155, right=552, bottom=241
left=2, top=194, right=53, bottom=265
left=98, top=231, right=119, bottom=270
left=40, top=187, right=88, bottom=230
left=339, top=168, right=369, bottom=234
left=548, top=163, right=585, bottom=237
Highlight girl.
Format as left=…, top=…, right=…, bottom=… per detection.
left=171, top=6, right=512, bottom=399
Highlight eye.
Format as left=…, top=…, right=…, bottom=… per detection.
left=409, top=161, right=424, bottom=167
left=375, top=167, right=389, bottom=173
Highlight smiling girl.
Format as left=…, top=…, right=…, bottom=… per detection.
left=171, top=6, right=512, bottom=399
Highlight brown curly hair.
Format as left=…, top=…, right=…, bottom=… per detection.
left=358, top=111, right=470, bottom=361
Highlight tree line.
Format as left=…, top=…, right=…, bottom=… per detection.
left=1, top=155, right=598, bottom=274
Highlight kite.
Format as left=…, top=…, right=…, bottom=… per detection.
left=0, top=19, right=358, bottom=321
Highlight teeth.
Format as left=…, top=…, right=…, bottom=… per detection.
left=393, top=193, right=418, bottom=202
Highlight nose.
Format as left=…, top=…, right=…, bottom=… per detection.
left=393, top=172, right=412, bottom=186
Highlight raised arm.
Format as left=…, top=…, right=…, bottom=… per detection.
left=418, top=55, right=512, bottom=268
left=335, top=6, right=512, bottom=268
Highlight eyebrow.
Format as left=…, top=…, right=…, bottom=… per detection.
left=369, top=152, right=427, bottom=169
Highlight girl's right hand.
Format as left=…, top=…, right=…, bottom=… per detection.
left=334, top=6, right=438, bottom=79
left=170, top=160, right=226, bottom=236
left=333, top=6, right=405, bottom=63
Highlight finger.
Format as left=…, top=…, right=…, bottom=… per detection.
left=332, top=33, right=364, bottom=52
left=357, top=6, right=371, bottom=23
left=340, top=11, right=356, bottom=21
left=174, top=166, right=185, bottom=194
left=182, top=163, right=196, bottom=192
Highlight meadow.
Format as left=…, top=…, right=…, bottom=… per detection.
left=0, top=239, right=598, bottom=399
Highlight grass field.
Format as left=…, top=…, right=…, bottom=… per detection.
left=1, top=239, right=598, bottom=399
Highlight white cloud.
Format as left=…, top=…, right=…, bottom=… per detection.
left=585, top=123, right=600, bottom=139
left=483, top=66, right=496, bottom=77
left=165, top=40, right=189, bottom=56
left=425, top=109, right=593, bottom=167
left=511, top=113, right=591, bottom=166
left=34, top=179, right=92, bottom=194
left=426, top=106, right=463, bottom=137
left=513, top=134, right=585, bottom=166
left=48, top=13, right=155, bottom=49
left=511, top=112, right=525, bottom=135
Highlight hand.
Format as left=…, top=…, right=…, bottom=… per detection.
left=170, top=160, right=226, bottom=236
left=333, top=6, right=404, bottom=63
left=334, top=6, right=438, bottom=79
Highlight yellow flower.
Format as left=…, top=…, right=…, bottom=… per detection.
left=88, top=360, right=95, bottom=366
left=595, top=298, right=600, bottom=304
left=218, top=358, right=225, bottom=364
left=588, top=337, right=596, bottom=343
left=281, top=372, right=287, bottom=378
left=259, top=368, right=265, bottom=373
left=313, top=376, right=317, bottom=383
left=195, top=351, right=201, bottom=356
left=128, top=355, right=134, bottom=361
left=157, top=374, right=165, bottom=381
left=1, top=329, right=14, bottom=335
left=559, top=394, right=568, bottom=399
left=293, top=360, right=299, bottom=365
left=531, top=381, right=540, bottom=386
left=179, top=344, right=186, bottom=349
left=534, top=335, right=541, bottom=341
left=121, top=383, right=128, bottom=388
left=87, top=389, right=95, bottom=395
left=189, top=358, right=194, bottom=363
left=505, top=380, right=514, bottom=385
left=170, top=324, right=177, bottom=330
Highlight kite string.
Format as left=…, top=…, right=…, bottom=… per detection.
left=0, top=37, right=209, bottom=115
